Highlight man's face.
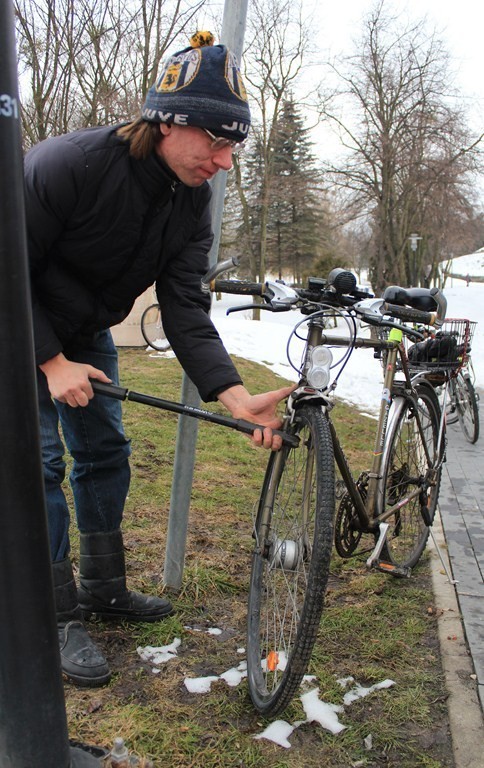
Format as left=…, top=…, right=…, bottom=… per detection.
left=155, top=124, right=234, bottom=186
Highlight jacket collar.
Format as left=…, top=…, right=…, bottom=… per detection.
left=130, top=151, right=179, bottom=198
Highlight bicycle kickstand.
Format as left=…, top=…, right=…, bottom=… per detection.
left=428, top=526, right=458, bottom=585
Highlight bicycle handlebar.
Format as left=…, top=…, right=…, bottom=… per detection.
left=212, top=273, right=446, bottom=332
left=201, top=256, right=239, bottom=292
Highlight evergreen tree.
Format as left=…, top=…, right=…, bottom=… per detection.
left=227, top=97, right=331, bottom=285
left=267, top=97, right=328, bottom=283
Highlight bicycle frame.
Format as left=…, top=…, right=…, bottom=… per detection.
left=283, top=315, right=442, bottom=548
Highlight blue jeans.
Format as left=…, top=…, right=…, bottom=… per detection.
left=37, top=330, right=131, bottom=562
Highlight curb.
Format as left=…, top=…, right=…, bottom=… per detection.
left=429, top=509, right=484, bottom=768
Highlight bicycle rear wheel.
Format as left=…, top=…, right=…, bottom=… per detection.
left=379, top=382, right=442, bottom=570
left=454, top=372, right=479, bottom=443
left=246, top=404, right=334, bottom=717
left=140, top=303, right=170, bottom=351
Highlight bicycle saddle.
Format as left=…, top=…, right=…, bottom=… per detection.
left=382, top=286, right=438, bottom=312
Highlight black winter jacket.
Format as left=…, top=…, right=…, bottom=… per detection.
left=24, top=124, right=242, bottom=401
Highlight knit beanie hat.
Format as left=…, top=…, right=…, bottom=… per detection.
left=141, top=31, right=251, bottom=143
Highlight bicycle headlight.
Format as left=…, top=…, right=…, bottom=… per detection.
left=306, top=345, right=333, bottom=390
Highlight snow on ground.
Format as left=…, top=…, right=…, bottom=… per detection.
left=137, top=636, right=395, bottom=748
left=210, top=251, right=484, bottom=415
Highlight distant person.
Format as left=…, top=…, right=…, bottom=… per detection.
left=466, top=274, right=471, bottom=287
left=24, top=32, right=293, bottom=687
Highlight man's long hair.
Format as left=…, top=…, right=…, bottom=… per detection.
left=117, top=118, right=161, bottom=160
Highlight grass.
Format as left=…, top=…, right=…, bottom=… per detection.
left=64, top=348, right=453, bottom=768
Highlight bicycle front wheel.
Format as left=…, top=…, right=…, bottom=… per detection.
left=247, top=404, right=334, bottom=717
left=454, top=373, right=479, bottom=443
left=140, top=303, right=170, bottom=351
left=379, top=382, right=442, bottom=570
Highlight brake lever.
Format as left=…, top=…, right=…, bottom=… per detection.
left=355, top=300, right=426, bottom=342
left=378, top=317, right=426, bottom=341
left=226, top=303, right=291, bottom=315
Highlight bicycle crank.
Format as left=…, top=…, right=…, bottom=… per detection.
left=334, top=476, right=368, bottom=558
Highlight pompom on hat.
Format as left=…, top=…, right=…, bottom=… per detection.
left=141, top=31, right=251, bottom=143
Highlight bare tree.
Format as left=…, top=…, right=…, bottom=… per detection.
left=321, top=1, right=483, bottom=292
left=236, top=0, right=311, bottom=288
left=15, top=0, right=207, bottom=146
left=15, top=0, right=76, bottom=143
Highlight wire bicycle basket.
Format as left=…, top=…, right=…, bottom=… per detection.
left=407, top=318, right=476, bottom=379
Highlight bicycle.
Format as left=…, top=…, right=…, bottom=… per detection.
left=444, top=322, right=479, bottom=443
left=448, top=363, right=480, bottom=443
left=140, top=301, right=171, bottom=352
left=208, top=266, right=448, bottom=716
left=405, top=316, right=479, bottom=444
left=95, top=262, right=448, bottom=717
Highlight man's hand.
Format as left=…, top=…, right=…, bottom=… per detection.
left=39, top=353, right=111, bottom=407
left=217, top=383, right=296, bottom=450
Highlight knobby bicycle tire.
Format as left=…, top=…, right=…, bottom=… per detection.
left=140, top=303, right=170, bottom=352
left=454, top=373, right=480, bottom=444
left=379, top=382, right=442, bottom=569
left=246, top=404, right=334, bottom=716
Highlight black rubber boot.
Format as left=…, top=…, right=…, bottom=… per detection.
left=78, top=529, right=173, bottom=622
left=53, top=558, right=111, bottom=687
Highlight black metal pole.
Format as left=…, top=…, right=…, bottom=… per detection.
left=0, top=2, right=98, bottom=766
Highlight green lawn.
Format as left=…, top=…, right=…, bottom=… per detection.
left=64, top=348, right=453, bottom=768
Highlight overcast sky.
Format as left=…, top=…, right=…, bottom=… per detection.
left=203, top=1, right=483, bottom=130
left=279, top=0, right=483, bottom=201
left=309, top=0, right=484, bottom=129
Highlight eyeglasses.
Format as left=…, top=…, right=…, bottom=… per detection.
left=201, top=127, right=246, bottom=154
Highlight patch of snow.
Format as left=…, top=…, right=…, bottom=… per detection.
left=254, top=720, right=299, bottom=749
left=300, top=689, right=346, bottom=734
left=343, top=679, right=396, bottom=706
left=184, top=675, right=219, bottom=693
left=136, top=638, right=181, bottom=665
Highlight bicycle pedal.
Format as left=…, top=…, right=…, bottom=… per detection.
left=372, top=560, right=412, bottom=578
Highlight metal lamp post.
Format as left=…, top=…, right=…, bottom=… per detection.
left=409, top=232, right=423, bottom=285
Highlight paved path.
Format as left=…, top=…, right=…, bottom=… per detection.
left=438, top=388, right=484, bottom=713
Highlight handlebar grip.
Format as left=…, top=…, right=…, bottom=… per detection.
left=91, top=380, right=128, bottom=400
left=382, top=303, right=437, bottom=326
left=211, top=279, right=265, bottom=296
